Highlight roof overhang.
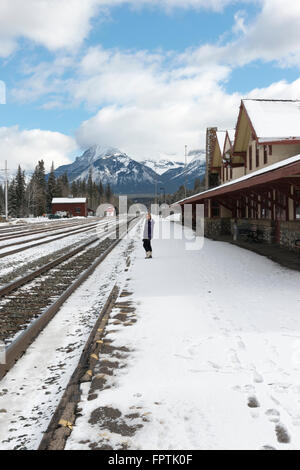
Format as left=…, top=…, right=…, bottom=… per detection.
left=178, top=159, right=300, bottom=205
left=258, top=139, right=300, bottom=145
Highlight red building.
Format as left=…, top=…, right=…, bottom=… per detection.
left=51, top=198, right=88, bottom=217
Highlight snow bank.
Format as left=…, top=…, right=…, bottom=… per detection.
left=67, top=219, right=300, bottom=450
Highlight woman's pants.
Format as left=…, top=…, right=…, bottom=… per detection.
left=143, top=239, right=152, bottom=253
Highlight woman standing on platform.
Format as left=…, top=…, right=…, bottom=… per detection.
left=143, top=212, right=155, bottom=259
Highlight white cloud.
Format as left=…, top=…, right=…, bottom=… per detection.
left=5, top=0, right=300, bottom=163
left=74, top=46, right=239, bottom=158
left=223, top=0, right=300, bottom=67
left=0, top=0, right=101, bottom=56
left=0, top=0, right=248, bottom=57
left=0, top=81, right=6, bottom=104
left=243, top=0, right=300, bottom=66
left=247, top=77, right=300, bottom=100
left=0, top=126, right=76, bottom=174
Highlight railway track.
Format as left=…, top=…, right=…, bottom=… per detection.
left=0, top=220, right=104, bottom=259
left=0, top=216, right=138, bottom=381
left=0, top=218, right=84, bottom=234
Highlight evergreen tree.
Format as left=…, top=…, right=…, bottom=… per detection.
left=87, top=168, right=93, bottom=207
left=60, top=172, right=70, bottom=197
left=46, top=162, right=56, bottom=213
left=105, top=183, right=112, bottom=202
left=80, top=179, right=87, bottom=196
left=8, top=179, right=18, bottom=217
left=71, top=180, right=79, bottom=197
left=28, top=160, right=47, bottom=216
left=0, top=185, right=4, bottom=215
left=194, top=178, right=201, bottom=192
left=98, top=181, right=104, bottom=202
left=15, top=165, right=26, bottom=217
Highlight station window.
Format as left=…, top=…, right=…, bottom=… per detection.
left=212, top=201, right=220, bottom=218
left=256, top=146, right=260, bottom=168
left=249, top=146, right=253, bottom=171
left=75, top=207, right=81, bottom=214
left=269, top=145, right=272, bottom=156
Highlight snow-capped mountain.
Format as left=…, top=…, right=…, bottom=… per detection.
left=54, top=146, right=162, bottom=194
left=53, top=146, right=206, bottom=195
left=142, top=159, right=184, bottom=176
left=159, top=150, right=206, bottom=193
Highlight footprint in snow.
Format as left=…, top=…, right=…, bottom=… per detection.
left=208, top=361, right=221, bottom=370
left=232, top=384, right=255, bottom=395
left=174, top=353, right=193, bottom=361
left=248, top=396, right=260, bottom=409
left=237, top=337, right=246, bottom=350
left=275, top=424, right=291, bottom=444
left=228, top=349, right=241, bottom=367
left=247, top=395, right=260, bottom=419
left=253, top=370, right=264, bottom=384
left=292, top=417, right=300, bottom=427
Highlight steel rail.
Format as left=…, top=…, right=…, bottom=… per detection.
left=0, top=219, right=99, bottom=242
left=0, top=219, right=85, bottom=236
left=0, top=221, right=103, bottom=259
left=0, top=221, right=101, bottom=252
left=0, top=218, right=118, bottom=296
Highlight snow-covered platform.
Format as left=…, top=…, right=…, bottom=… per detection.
left=67, top=219, right=300, bottom=450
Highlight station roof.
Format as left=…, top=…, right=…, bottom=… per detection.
left=243, top=99, right=300, bottom=143
left=178, top=153, right=300, bottom=204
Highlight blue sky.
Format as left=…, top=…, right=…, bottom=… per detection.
left=1, top=0, right=300, bottom=171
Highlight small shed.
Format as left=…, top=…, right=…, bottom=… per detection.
left=52, top=198, right=88, bottom=217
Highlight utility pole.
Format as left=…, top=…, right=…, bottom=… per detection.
left=184, top=145, right=188, bottom=198
left=5, top=161, right=8, bottom=221
left=0, top=160, right=9, bottom=221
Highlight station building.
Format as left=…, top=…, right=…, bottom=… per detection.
left=180, top=99, right=300, bottom=250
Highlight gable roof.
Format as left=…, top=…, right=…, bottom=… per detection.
left=243, top=99, right=300, bottom=143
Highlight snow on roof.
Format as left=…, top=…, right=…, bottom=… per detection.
left=52, top=198, right=87, bottom=204
left=177, top=153, right=300, bottom=204
left=243, top=99, right=300, bottom=142
left=216, top=131, right=227, bottom=155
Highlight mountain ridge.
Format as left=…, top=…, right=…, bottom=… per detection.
left=53, top=146, right=206, bottom=195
